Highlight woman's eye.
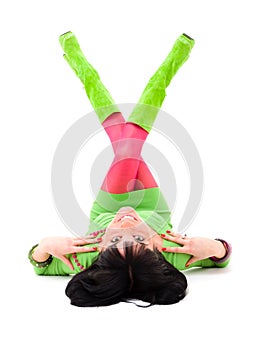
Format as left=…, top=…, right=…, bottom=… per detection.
left=134, top=235, right=145, bottom=242
left=111, top=236, right=122, bottom=243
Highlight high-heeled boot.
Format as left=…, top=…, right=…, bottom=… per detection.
left=128, top=33, right=195, bottom=133
left=59, top=31, right=120, bottom=123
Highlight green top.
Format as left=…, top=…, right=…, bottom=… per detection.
left=32, top=188, right=230, bottom=275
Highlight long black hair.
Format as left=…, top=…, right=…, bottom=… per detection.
left=65, top=245, right=187, bottom=307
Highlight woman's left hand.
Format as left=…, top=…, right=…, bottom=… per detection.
left=161, top=231, right=226, bottom=267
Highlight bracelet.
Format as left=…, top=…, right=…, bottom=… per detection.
left=210, top=238, right=232, bottom=263
left=28, top=244, right=53, bottom=268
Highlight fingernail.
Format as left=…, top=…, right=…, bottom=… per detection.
left=96, top=238, right=102, bottom=242
left=161, top=234, right=166, bottom=238
left=166, top=230, right=171, bottom=233
left=162, top=248, right=167, bottom=251
left=92, top=247, right=98, bottom=251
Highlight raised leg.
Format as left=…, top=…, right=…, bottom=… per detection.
left=100, top=33, right=195, bottom=193
left=59, top=31, right=120, bottom=123
left=59, top=32, right=158, bottom=192
left=59, top=32, right=195, bottom=194
left=128, top=33, right=195, bottom=133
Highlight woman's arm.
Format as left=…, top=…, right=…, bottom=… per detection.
left=161, top=232, right=231, bottom=267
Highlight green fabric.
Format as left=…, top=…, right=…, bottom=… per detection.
left=127, top=34, right=195, bottom=132
left=59, top=31, right=120, bottom=123
left=33, top=251, right=99, bottom=276
left=32, top=188, right=230, bottom=275
left=90, top=188, right=171, bottom=231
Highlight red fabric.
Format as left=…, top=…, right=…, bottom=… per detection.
left=101, top=113, right=158, bottom=193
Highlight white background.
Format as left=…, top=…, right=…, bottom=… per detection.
left=1, top=0, right=255, bottom=349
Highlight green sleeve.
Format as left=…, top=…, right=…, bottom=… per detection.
left=31, top=251, right=100, bottom=276
left=32, top=256, right=73, bottom=276
left=188, top=257, right=231, bottom=269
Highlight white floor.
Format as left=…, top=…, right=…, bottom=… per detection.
left=1, top=1, right=255, bottom=349
left=4, top=250, right=254, bottom=350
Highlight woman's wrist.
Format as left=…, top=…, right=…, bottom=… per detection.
left=213, top=240, right=226, bottom=259
left=32, top=238, right=51, bottom=262
left=32, top=248, right=51, bottom=262
left=210, top=239, right=232, bottom=263
left=28, top=244, right=53, bottom=268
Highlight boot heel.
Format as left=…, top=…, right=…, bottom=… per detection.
left=182, top=33, right=194, bottom=41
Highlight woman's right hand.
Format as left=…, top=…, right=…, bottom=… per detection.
left=32, top=235, right=101, bottom=270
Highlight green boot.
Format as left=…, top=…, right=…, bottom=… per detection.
left=160, top=33, right=195, bottom=86
left=128, top=33, right=195, bottom=133
left=59, top=31, right=120, bottom=123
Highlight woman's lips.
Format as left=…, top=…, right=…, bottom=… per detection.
left=117, top=215, right=137, bottom=222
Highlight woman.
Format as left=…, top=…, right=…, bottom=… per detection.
left=28, top=32, right=231, bottom=307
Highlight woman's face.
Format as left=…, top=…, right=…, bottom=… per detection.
left=98, top=207, right=162, bottom=253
